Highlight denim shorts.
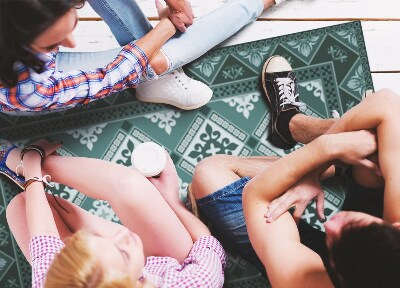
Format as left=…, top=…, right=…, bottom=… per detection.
left=196, top=173, right=384, bottom=275
left=196, top=177, right=265, bottom=272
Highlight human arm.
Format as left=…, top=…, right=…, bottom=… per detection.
left=265, top=164, right=334, bottom=223
left=165, top=0, right=194, bottom=32
left=0, top=6, right=175, bottom=113
left=135, top=1, right=176, bottom=61
left=148, top=152, right=211, bottom=242
left=242, top=131, right=376, bottom=287
left=174, top=237, right=226, bottom=288
left=22, top=141, right=66, bottom=288
left=265, top=92, right=396, bottom=223
left=24, top=141, right=62, bottom=239
left=317, top=90, right=398, bottom=221
left=46, top=194, right=127, bottom=238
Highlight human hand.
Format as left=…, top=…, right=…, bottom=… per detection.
left=265, top=171, right=325, bottom=223
left=330, top=130, right=379, bottom=173
left=31, top=139, right=62, bottom=158
left=147, top=151, right=181, bottom=205
left=155, top=0, right=170, bottom=20
left=165, top=0, right=194, bottom=32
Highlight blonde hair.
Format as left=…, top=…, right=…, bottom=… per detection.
left=45, top=231, right=154, bottom=288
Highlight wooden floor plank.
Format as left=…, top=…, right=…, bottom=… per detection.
left=372, top=73, right=400, bottom=91
left=63, top=21, right=400, bottom=72
left=72, top=0, right=400, bottom=91
left=78, top=0, right=400, bottom=20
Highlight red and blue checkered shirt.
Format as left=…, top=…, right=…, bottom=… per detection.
left=29, top=235, right=226, bottom=288
left=0, top=43, right=148, bottom=113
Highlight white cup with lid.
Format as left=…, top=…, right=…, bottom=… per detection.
left=131, top=142, right=167, bottom=177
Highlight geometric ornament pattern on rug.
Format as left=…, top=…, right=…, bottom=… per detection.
left=0, top=21, right=373, bottom=287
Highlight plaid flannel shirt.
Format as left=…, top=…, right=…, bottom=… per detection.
left=30, top=235, right=226, bottom=288
left=0, top=43, right=148, bottom=113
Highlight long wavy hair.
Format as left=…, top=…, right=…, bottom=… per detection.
left=0, top=0, right=85, bottom=87
left=45, top=231, right=154, bottom=288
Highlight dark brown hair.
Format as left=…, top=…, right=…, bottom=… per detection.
left=0, top=0, right=85, bottom=87
left=330, top=222, right=400, bottom=288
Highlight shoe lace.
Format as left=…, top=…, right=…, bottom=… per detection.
left=170, top=68, right=188, bottom=90
left=275, top=77, right=306, bottom=109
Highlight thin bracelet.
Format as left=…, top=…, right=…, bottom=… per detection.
left=24, top=175, right=54, bottom=190
left=20, top=145, right=45, bottom=161
left=167, top=0, right=186, bottom=13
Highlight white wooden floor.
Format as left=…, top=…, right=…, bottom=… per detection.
left=70, top=0, right=400, bottom=91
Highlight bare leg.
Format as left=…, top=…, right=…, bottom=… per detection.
left=6, top=193, right=73, bottom=263
left=149, top=51, right=169, bottom=74
left=7, top=191, right=129, bottom=262
left=289, top=114, right=336, bottom=144
left=192, top=155, right=278, bottom=200
left=41, top=156, right=193, bottom=262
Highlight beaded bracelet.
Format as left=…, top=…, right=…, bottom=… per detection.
left=167, top=0, right=186, bottom=13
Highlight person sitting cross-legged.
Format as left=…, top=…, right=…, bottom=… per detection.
left=190, top=57, right=400, bottom=288
left=0, top=0, right=285, bottom=114
left=3, top=140, right=226, bottom=288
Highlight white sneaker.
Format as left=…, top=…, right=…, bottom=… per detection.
left=136, top=68, right=213, bottom=110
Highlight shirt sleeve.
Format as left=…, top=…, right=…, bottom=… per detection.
left=29, top=235, right=65, bottom=288
left=0, top=42, right=148, bottom=112
left=181, top=236, right=227, bottom=288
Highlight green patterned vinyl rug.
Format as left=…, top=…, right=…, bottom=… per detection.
left=0, top=22, right=373, bottom=288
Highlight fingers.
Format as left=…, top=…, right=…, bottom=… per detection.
left=167, top=0, right=194, bottom=32
left=316, top=192, right=325, bottom=220
left=292, top=204, right=307, bottom=224
left=155, top=0, right=165, bottom=12
left=358, top=158, right=381, bottom=174
left=32, top=139, right=62, bottom=157
left=52, top=141, right=63, bottom=151
left=156, top=0, right=170, bottom=19
left=169, top=13, right=191, bottom=32
left=147, top=176, right=159, bottom=187
left=265, top=194, right=292, bottom=223
left=162, top=150, right=178, bottom=176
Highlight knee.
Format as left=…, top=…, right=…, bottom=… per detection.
left=102, top=165, right=148, bottom=203
left=235, top=0, right=263, bottom=20
left=373, top=88, right=400, bottom=111
left=6, top=193, right=26, bottom=223
left=192, top=155, right=231, bottom=199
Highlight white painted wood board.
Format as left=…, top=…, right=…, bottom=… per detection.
left=62, top=21, right=400, bottom=72
left=70, top=0, right=400, bottom=91
left=78, top=0, right=400, bottom=20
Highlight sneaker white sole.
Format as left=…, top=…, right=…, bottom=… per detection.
left=136, top=91, right=213, bottom=111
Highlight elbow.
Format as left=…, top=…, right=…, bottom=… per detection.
left=242, top=179, right=272, bottom=204
left=242, top=180, right=254, bottom=205
left=242, top=180, right=271, bottom=212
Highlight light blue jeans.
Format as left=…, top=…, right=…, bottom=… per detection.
left=56, top=0, right=264, bottom=76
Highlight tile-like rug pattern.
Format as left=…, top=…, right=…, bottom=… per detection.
left=0, top=22, right=373, bottom=287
